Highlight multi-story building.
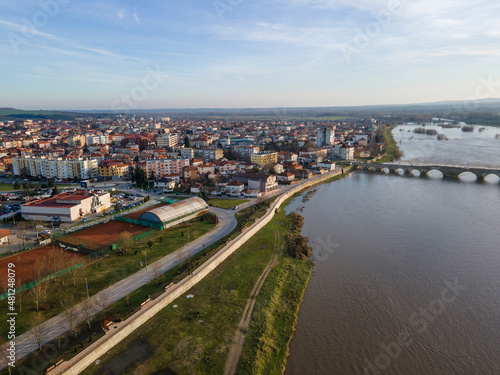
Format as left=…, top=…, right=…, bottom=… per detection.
left=13, top=156, right=98, bottom=180
left=234, top=145, right=260, bottom=160
left=146, top=158, right=190, bottom=179
left=86, top=135, right=109, bottom=145
left=156, top=134, right=179, bottom=148
left=194, top=148, right=224, bottom=162
left=317, top=126, right=335, bottom=147
left=250, top=152, right=279, bottom=167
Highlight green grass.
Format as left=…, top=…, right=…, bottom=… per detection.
left=0, top=183, right=14, bottom=191
left=207, top=198, right=248, bottom=210
left=79, top=202, right=312, bottom=375
left=0, top=217, right=216, bottom=340
left=375, top=126, right=398, bottom=163
left=237, top=257, right=312, bottom=374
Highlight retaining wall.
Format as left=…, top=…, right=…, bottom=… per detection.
left=53, top=168, right=349, bottom=375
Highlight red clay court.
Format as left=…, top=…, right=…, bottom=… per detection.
left=59, top=220, right=149, bottom=248
left=0, top=245, right=85, bottom=290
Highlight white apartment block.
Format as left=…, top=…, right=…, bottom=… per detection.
left=156, top=134, right=179, bottom=148
left=86, top=135, right=109, bottom=145
left=13, top=156, right=98, bottom=180
left=317, top=126, right=335, bottom=147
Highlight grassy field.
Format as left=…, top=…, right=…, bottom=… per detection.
left=0, top=183, right=13, bottom=191
left=0, top=217, right=216, bottom=340
left=375, top=126, right=399, bottom=163
left=207, top=198, right=248, bottom=209
left=78, top=200, right=312, bottom=375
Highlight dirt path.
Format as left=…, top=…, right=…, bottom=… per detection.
left=224, top=249, right=279, bottom=375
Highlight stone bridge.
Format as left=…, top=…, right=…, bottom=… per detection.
left=352, top=162, right=500, bottom=181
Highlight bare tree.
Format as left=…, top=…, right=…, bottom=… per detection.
left=28, top=259, right=49, bottom=311
left=16, top=279, right=26, bottom=313
left=94, top=290, right=110, bottom=320
left=60, top=296, right=79, bottom=339
left=80, top=298, right=95, bottom=330
left=152, top=262, right=162, bottom=286
left=16, top=221, right=31, bottom=250
left=72, top=263, right=81, bottom=286
left=116, top=231, right=133, bottom=254
left=29, top=313, right=47, bottom=350
left=27, top=284, right=46, bottom=311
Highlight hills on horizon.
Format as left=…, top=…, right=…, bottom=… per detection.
left=1, top=98, right=499, bottom=125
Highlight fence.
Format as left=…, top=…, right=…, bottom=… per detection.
left=115, top=216, right=164, bottom=230
left=133, top=230, right=155, bottom=242
left=0, top=262, right=84, bottom=301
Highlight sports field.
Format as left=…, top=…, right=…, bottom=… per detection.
left=58, top=220, right=149, bottom=249
left=0, top=245, right=85, bottom=289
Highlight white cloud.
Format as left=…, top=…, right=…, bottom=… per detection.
left=117, top=8, right=127, bottom=19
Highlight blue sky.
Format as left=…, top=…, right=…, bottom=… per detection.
left=0, top=0, right=499, bottom=110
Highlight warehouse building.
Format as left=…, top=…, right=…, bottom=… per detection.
left=21, top=191, right=112, bottom=222
left=138, top=197, right=208, bottom=230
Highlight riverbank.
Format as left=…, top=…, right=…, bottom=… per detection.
left=68, top=171, right=351, bottom=375
left=375, top=125, right=401, bottom=163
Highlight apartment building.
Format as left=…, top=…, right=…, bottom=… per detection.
left=250, top=152, right=279, bottom=167
left=156, top=133, right=179, bottom=148
left=13, top=156, right=98, bottom=180
left=146, top=158, right=190, bottom=179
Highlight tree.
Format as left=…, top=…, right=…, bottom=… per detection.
left=51, top=185, right=59, bottom=197
left=80, top=298, right=95, bottom=330
left=13, top=180, right=20, bottom=190
left=152, top=262, right=161, bottom=286
left=184, top=136, right=190, bottom=147
left=132, top=164, right=148, bottom=189
left=116, top=232, right=133, bottom=254
left=269, top=167, right=277, bottom=175
left=147, top=240, right=154, bottom=251
left=29, top=313, right=47, bottom=350
left=60, top=295, right=79, bottom=339
left=252, top=166, right=261, bottom=173
left=16, top=221, right=31, bottom=250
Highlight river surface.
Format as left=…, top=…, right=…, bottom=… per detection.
left=285, top=126, right=500, bottom=375
left=391, top=123, right=500, bottom=168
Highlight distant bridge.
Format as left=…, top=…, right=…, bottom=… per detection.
left=352, top=162, right=500, bottom=181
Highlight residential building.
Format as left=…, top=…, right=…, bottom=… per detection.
left=154, top=177, right=176, bottom=192
left=194, top=148, right=224, bottom=161
left=146, top=158, right=190, bottom=179
left=317, top=126, right=335, bottom=147
left=156, top=134, right=179, bottom=148
left=231, top=173, right=278, bottom=193
left=13, top=156, right=98, bottom=180
left=250, top=152, right=278, bottom=167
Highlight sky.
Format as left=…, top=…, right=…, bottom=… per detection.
left=0, top=0, right=499, bottom=110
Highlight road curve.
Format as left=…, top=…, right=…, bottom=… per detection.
left=3, top=207, right=237, bottom=367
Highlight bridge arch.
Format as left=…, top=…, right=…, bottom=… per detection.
left=483, top=173, right=500, bottom=183
left=426, top=169, right=444, bottom=179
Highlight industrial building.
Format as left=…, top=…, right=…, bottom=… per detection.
left=21, top=191, right=112, bottom=222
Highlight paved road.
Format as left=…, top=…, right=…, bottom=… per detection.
left=3, top=170, right=343, bottom=368
left=4, top=206, right=237, bottom=367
